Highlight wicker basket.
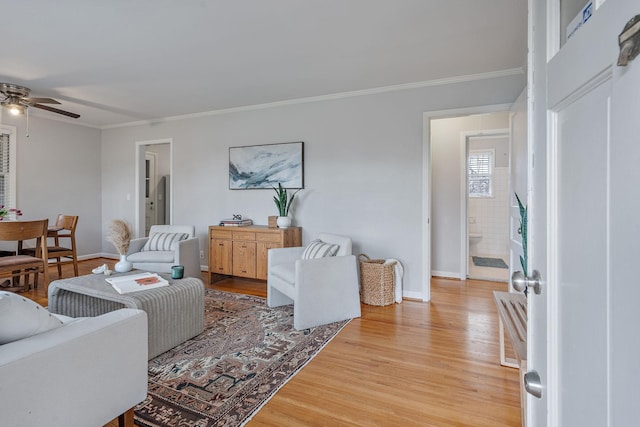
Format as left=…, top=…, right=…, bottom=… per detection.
left=358, top=254, right=396, bottom=306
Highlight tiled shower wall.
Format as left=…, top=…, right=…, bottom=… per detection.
left=468, top=167, right=509, bottom=258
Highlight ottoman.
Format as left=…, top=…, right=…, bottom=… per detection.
left=48, top=270, right=204, bottom=359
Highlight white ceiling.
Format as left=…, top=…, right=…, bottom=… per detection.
left=0, top=1, right=527, bottom=128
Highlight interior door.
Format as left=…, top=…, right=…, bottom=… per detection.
left=145, top=152, right=157, bottom=235
left=609, top=16, right=640, bottom=426
left=529, top=1, right=640, bottom=425
left=526, top=1, right=549, bottom=424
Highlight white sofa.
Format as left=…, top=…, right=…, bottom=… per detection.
left=267, top=233, right=361, bottom=330
left=126, top=224, right=201, bottom=278
left=0, top=308, right=148, bottom=427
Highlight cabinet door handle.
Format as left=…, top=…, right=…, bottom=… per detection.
left=218, top=243, right=223, bottom=247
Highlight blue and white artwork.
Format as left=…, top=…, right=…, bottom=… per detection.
left=229, top=142, right=304, bottom=189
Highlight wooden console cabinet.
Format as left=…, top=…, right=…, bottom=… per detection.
left=208, top=225, right=302, bottom=282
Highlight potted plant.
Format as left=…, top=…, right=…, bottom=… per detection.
left=272, top=183, right=300, bottom=228
left=106, top=219, right=133, bottom=272
left=0, top=206, right=22, bottom=221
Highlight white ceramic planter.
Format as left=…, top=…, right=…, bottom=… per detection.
left=277, top=216, right=291, bottom=228
left=114, top=254, right=133, bottom=273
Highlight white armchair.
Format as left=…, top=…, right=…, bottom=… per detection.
left=0, top=308, right=148, bottom=427
left=126, top=225, right=201, bottom=278
left=267, top=233, right=361, bottom=330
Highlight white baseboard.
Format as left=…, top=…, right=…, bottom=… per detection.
left=431, top=270, right=464, bottom=280
left=402, top=290, right=425, bottom=301
left=85, top=252, right=119, bottom=260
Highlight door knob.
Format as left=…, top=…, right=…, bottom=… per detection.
left=524, top=370, right=543, bottom=398
left=512, top=270, right=541, bottom=294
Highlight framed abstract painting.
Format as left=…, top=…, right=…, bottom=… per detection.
left=229, top=141, right=304, bottom=189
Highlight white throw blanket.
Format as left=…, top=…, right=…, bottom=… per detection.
left=384, top=258, right=404, bottom=303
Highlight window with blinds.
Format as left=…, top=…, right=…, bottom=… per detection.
left=468, top=149, right=493, bottom=197
left=0, top=129, right=16, bottom=208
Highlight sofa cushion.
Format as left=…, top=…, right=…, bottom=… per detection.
left=301, top=239, right=340, bottom=259
left=0, top=291, right=64, bottom=344
left=142, top=232, right=189, bottom=251
left=127, top=250, right=175, bottom=263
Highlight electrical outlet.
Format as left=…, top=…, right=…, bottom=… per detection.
left=199, top=250, right=204, bottom=259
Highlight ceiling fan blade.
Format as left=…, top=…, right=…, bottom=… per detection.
left=22, top=97, right=61, bottom=105
left=32, top=103, right=80, bottom=119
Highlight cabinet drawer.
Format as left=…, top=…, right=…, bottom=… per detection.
left=256, top=232, right=281, bottom=243
left=232, top=231, right=256, bottom=241
left=211, top=229, right=232, bottom=239
left=211, top=239, right=232, bottom=274
left=232, top=241, right=256, bottom=278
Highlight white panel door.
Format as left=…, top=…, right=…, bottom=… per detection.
left=530, top=1, right=640, bottom=425
left=527, top=0, right=550, bottom=423
left=609, top=26, right=640, bottom=427
left=554, top=81, right=610, bottom=426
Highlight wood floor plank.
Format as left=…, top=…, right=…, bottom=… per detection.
left=16, top=259, right=521, bottom=427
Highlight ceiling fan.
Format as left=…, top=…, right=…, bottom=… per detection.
left=0, top=83, right=80, bottom=119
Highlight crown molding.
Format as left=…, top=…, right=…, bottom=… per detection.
left=101, top=68, right=524, bottom=130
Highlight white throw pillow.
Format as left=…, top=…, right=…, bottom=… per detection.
left=0, top=291, right=64, bottom=345
left=301, top=239, right=340, bottom=259
left=142, top=232, right=189, bottom=251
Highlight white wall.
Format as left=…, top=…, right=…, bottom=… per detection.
left=430, top=112, right=510, bottom=277
left=146, top=143, right=170, bottom=177
left=509, top=88, right=528, bottom=278
left=101, top=74, right=524, bottom=298
left=510, top=88, right=528, bottom=202
left=0, top=113, right=103, bottom=257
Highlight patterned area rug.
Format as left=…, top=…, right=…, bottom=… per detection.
left=134, top=289, right=348, bottom=427
left=472, top=256, right=509, bottom=269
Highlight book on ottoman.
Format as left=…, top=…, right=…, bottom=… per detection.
left=106, top=272, right=169, bottom=294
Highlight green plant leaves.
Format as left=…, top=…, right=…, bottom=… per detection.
left=272, top=183, right=301, bottom=216
left=515, top=192, right=528, bottom=277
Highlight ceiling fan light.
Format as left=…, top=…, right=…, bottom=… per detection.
left=8, top=104, right=24, bottom=116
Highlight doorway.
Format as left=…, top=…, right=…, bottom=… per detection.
left=135, top=139, right=172, bottom=238
left=427, top=109, right=511, bottom=285
left=145, top=151, right=157, bottom=235
left=464, top=133, right=510, bottom=282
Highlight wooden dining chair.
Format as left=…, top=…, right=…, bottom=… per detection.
left=0, top=219, right=49, bottom=292
left=20, top=214, right=79, bottom=279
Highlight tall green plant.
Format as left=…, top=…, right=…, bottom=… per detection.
left=515, top=192, right=528, bottom=277
left=272, top=183, right=300, bottom=216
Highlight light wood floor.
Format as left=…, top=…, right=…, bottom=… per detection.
left=21, top=259, right=521, bottom=427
